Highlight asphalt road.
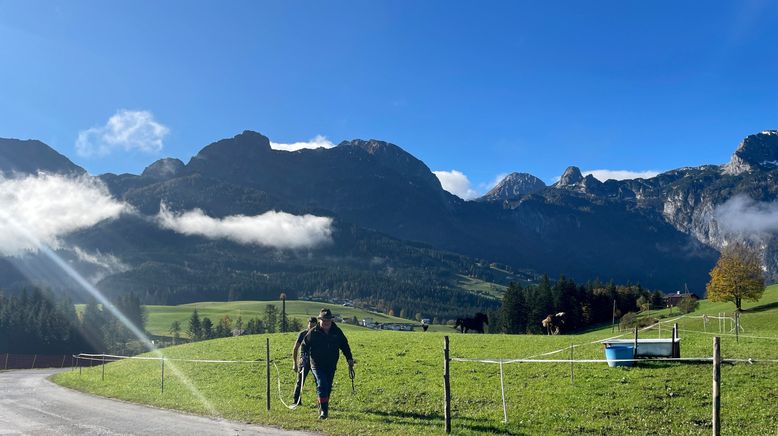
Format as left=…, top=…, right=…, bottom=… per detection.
left=0, top=368, right=317, bottom=436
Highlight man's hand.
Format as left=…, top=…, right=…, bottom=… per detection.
left=347, top=359, right=355, bottom=367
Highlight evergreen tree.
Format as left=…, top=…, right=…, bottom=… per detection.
left=202, top=317, right=214, bottom=339
left=169, top=320, right=181, bottom=345
left=264, top=305, right=277, bottom=333
left=500, top=282, right=527, bottom=334
left=187, top=309, right=202, bottom=340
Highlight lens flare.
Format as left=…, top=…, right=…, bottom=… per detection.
left=0, top=210, right=224, bottom=419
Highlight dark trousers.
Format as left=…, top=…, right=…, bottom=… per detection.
left=311, top=367, right=336, bottom=401
left=293, top=364, right=310, bottom=402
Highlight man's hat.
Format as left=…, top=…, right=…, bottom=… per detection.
left=318, top=308, right=334, bottom=320
left=308, top=316, right=318, bottom=324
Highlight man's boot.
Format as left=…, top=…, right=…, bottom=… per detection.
left=319, top=400, right=329, bottom=419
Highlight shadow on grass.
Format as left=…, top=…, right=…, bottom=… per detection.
left=638, top=360, right=711, bottom=369
left=361, top=409, right=525, bottom=435
left=744, top=301, right=778, bottom=313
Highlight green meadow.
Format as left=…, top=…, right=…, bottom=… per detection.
left=54, top=286, right=778, bottom=435
left=143, top=300, right=426, bottom=338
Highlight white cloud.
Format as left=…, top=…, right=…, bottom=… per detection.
left=714, top=195, right=778, bottom=237
left=270, top=135, right=335, bottom=152
left=76, top=110, right=170, bottom=157
left=156, top=204, right=333, bottom=249
left=583, top=169, right=660, bottom=182
left=0, top=174, right=129, bottom=255
left=433, top=170, right=479, bottom=200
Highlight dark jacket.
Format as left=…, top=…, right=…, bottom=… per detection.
left=301, top=322, right=353, bottom=370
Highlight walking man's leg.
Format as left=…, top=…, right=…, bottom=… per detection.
left=292, top=367, right=304, bottom=404
left=312, top=368, right=334, bottom=419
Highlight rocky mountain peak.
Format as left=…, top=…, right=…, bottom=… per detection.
left=187, top=130, right=272, bottom=171
left=338, top=138, right=442, bottom=190
left=0, top=138, right=86, bottom=177
left=478, top=172, right=546, bottom=202
left=141, top=158, right=185, bottom=180
left=555, top=166, right=584, bottom=186
left=723, top=130, right=778, bottom=175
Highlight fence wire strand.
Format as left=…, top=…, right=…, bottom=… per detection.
left=75, top=353, right=265, bottom=364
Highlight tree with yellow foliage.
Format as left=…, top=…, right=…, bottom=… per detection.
left=706, top=243, right=765, bottom=311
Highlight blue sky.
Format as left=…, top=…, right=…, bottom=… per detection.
left=2, top=1, right=778, bottom=198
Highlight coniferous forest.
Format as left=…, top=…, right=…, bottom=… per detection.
left=490, top=276, right=692, bottom=335
left=0, top=288, right=146, bottom=355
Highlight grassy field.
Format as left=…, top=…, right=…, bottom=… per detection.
left=143, top=300, right=421, bottom=338
left=455, top=274, right=507, bottom=299
left=54, top=285, right=778, bottom=435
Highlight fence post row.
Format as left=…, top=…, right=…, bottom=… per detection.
left=443, top=335, right=451, bottom=434
left=712, top=337, right=720, bottom=436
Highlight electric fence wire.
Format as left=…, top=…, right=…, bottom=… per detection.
left=75, top=353, right=264, bottom=364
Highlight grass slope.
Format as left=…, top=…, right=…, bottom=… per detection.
left=144, top=300, right=417, bottom=338
left=54, top=286, right=778, bottom=435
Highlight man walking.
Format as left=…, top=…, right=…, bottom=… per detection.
left=301, top=308, right=354, bottom=419
left=291, top=317, right=317, bottom=405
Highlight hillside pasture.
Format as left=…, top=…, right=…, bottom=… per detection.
left=53, top=286, right=778, bottom=435
left=144, top=300, right=419, bottom=338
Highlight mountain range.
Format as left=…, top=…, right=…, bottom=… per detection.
left=1, top=130, right=777, bottom=317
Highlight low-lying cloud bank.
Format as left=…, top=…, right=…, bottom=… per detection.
left=0, top=174, right=129, bottom=255
left=270, top=135, right=335, bottom=152
left=715, top=194, right=778, bottom=237
left=583, top=169, right=660, bottom=182
left=156, top=204, right=334, bottom=249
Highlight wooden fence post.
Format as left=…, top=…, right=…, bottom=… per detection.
left=443, top=335, right=451, bottom=434
left=672, top=323, right=678, bottom=358
left=31, top=354, right=37, bottom=369
left=266, top=337, right=271, bottom=411
left=633, top=327, right=639, bottom=358
left=161, top=357, right=165, bottom=394
left=735, top=312, right=739, bottom=343
left=4, top=352, right=8, bottom=370
left=712, top=337, right=720, bottom=436
left=611, top=300, right=616, bottom=333
left=101, top=355, right=105, bottom=381
left=570, top=343, right=574, bottom=385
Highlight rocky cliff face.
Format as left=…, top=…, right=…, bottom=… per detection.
left=723, top=130, right=778, bottom=175
left=478, top=172, right=546, bottom=202
left=0, top=138, right=86, bottom=176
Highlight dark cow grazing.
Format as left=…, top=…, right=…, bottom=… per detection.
left=541, top=312, right=566, bottom=335
left=454, top=313, right=489, bottom=333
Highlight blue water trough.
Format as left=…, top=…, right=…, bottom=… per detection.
left=604, top=345, right=635, bottom=367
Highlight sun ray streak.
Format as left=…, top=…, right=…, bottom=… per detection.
left=0, top=210, right=225, bottom=419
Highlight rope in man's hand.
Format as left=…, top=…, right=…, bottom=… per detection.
left=348, top=361, right=356, bottom=394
